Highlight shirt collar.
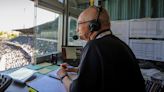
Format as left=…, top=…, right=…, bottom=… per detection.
left=95, top=29, right=112, bottom=39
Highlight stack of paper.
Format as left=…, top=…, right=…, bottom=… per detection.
left=8, top=67, right=37, bottom=83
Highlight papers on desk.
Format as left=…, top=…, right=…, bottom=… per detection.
left=8, top=67, right=37, bottom=83
left=26, top=62, right=52, bottom=70
left=48, top=68, right=61, bottom=80
left=27, top=75, right=67, bottom=92
left=141, top=68, right=164, bottom=84
left=37, top=68, right=53, bottom=74
left=37, top=65, right=60, bottom=74
left=37, top=62, right=52, bottom=67
left=141, top=68, right=160, bottom=76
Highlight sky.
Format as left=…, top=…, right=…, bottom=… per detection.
left=0, top=0, right=59, bottom=31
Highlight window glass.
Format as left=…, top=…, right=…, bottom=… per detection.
left=35, top=7, right=60, bottom=58
left=68, top=17, right=86, bottom=46
left=0, top=0, right=62, bottom=71
left=67, top=0, right=89, bottom=46
left=58, top=0, right=64, bottom=3
left=0, top=0, right=35, bottom=71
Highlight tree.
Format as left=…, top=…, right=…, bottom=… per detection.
left=0, top=32, right=3, bottom=36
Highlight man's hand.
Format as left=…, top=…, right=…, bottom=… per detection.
left=57, top=67, right=67, bottom=79
left=57, top=63, right=72, bottom=79
left=61, top=63, right=79, bottom=73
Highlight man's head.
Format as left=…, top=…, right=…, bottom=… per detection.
left=76, top=6, right=110, bottom=41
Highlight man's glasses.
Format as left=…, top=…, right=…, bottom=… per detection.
left=78, top=19, right=95, bottom=25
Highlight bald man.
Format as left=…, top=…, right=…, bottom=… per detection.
left=57, top=6, right=146, bottom=92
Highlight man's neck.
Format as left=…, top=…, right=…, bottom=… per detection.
left=89, top=32, right=98, bottom=40
left=88, top=26, right=111, bottom=41
left=90, top=29, right=112, bottom=40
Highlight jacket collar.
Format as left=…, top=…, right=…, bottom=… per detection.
left=95, top=29, right=112, bottom=39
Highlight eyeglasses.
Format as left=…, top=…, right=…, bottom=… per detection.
left=78, top=19, right=95, bottom=25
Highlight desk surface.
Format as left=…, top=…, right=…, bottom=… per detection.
left=2, top=62, right=67, bottom=92
left=27, top=75, right=66, bottom=92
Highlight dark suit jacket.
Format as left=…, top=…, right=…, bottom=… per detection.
left=70, top=31, right=146, bottom=92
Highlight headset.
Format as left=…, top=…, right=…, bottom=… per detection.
left=72, top=6, right=103, bottom=40
left=89, top=6, right=102, bottom=32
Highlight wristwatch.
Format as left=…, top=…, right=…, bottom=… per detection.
left=60, top=73, right=68, bottom=82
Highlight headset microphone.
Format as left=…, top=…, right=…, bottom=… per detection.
left=72, top=35, right=79, bottom=40
left=72, top=30, right=91, bottom=40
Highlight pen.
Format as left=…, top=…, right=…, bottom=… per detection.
left=61, top=65, right=74, bottom=69
left=49, top=75, right=61, bottom=80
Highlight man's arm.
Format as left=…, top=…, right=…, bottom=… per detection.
left=66, top=67, right=78, bottom=73
left=57, top=65, right=77, bottom=92
left=61, top=75, right=72, bottom=92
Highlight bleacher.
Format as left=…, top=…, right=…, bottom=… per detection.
left=0, top=42, right=31, bottom=71
left=0, top=35, right=58, bottom=71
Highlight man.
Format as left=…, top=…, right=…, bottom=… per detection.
left=57, top=6, right=146, bottom=92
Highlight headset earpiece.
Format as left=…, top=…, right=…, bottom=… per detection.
left=89, top=20, right=101, bottom=32
left=89, top=6, right=102, bottom=32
